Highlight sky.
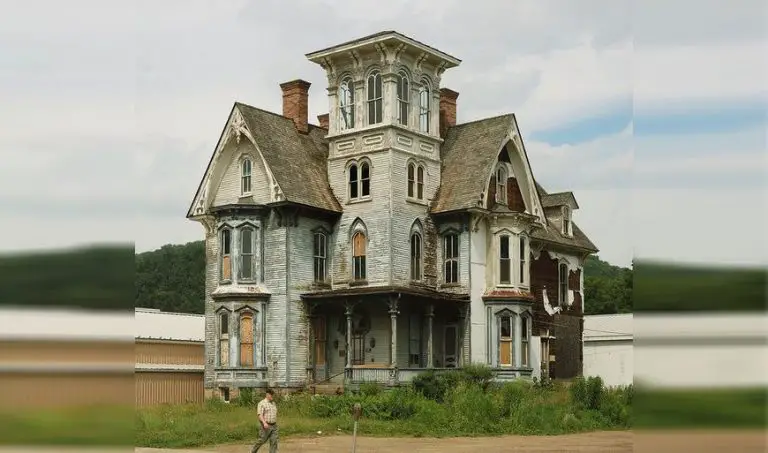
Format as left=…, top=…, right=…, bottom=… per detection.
left=1, top=0, right=765, bottom=269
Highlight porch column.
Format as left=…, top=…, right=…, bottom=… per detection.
left=388, top=296, right=400, bottom=368
left=426, top=304, right=434, bottom=368
left=345, top=303, right=353, bottom=369
left=260, top=301, right=267, bottom=367
left=458, top=305, right=467, bottom=367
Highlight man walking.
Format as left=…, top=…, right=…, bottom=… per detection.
left=251, top=388, right=278, bottom=453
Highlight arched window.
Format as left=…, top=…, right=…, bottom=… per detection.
left=407, top=163, right=425, bottom=200
left=241, top=158, right=252, bottom=195
left=220, top=228, right=232, bottom=281
left=348, top=161, right=371, bottom=200
left=418, top=80, right=431, bottom=133
left=239, top=226, right=255, bottom=280
left=339, top=77, right=355, bottom=130
left=443, top=233, right=459, bottom=284
left=410, top=232, right=422, bottom=281
left=367, top=71, right=383, bottom=125
left=352, top=231, right=367, bottom=281
left=558, top=263, right=569, bottom=306
left=397, top=70, right=409, bottom=126
left=496, top=165, right=507, bottom=204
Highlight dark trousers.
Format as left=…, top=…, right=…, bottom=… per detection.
left=251, top=423, right=278, bottom=453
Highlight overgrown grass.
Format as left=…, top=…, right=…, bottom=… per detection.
left=0, top=405, right=133, bottom=446
left=136, top=368, right=633, bottom=448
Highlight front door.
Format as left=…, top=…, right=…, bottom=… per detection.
left=444, top=324, right=458, bottom=368
left=312, top=317, right=327, bottom=381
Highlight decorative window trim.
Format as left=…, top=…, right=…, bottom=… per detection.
left=240, top=157, right=253, bottom=196
left=338, top=75, right=355, bottom=131
left=346, top=158, right=372, bottom=203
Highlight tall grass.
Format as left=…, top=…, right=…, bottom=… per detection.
left=136, top=367, right=633, bottom=448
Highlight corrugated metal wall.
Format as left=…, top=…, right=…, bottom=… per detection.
left=0, top=373, right=134, bottom=409
left=135, top=372, right=204, bottom=407
left=135, top=341, right=204, bottom=366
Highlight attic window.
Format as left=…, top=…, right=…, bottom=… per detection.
left=241, top=158, right=252, bottom=195
left=562, top=206, right=572, bottom=236
left=495, top=165, right=507, bottom=204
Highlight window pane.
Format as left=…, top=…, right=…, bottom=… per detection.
left=361, top=179, right=370, bottom=197
left=500, top=259, right=510, bottom=284
left=241, top=255, right=252, bottom=279
left=222, top=230, right=231, bottom=254
left=220, top=313, right=228, bottom=335
left=361, top=163, right=369, bottom=179
left=241, top=229, right=252, bottom=254
left=408, top=164, right=414, bottom=180
left=500, top=316, right=511, bottom=337
left=500, top=236, right=509, bottom=258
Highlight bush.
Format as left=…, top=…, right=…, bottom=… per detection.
left=570, top=376, right=604, bottom=410
left=235, top=387, right=256, bottom=407
left=358, top=383, right=383, bottom=397
left=459, top=364, right=496, bottom=391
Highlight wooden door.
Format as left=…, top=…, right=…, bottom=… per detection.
left=239, top=313, right=254, bottom=367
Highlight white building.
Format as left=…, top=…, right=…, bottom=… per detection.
left=583, top=314, right=633, bottom=387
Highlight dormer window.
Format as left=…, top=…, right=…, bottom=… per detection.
left=348, top=161, right=371, bottom=201
left=407, top=162, right=425, bottom=200
left=418, top=80, right=431, bottom=133
left=339, top=77, right=355, bottom=130
left=562, top=206, right=572, bottom=236
left=396, top=71, right=409, bottom=126
left=495, top=165, right=507, bottom=204
left=367, top=71, right=383, bottom=125
left=240, top=158, right=252, bottom=195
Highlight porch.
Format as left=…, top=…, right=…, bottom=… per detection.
left=302, top=288, right=469, bottom=386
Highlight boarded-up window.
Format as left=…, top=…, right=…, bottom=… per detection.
left=221, top=229, right=232, bottom=281
left=239, top=312, right=254, bottom=367
left=218, top=310, right=229, bottom=367
left=352, top=232, right=366, bottom=280
left=499, top=315, right=513, bottom=366
left=313, top=317, right=327, bottom=366
left=507, top=178, right=526, bottom=212
left=499, top=235, right=511, bottom=284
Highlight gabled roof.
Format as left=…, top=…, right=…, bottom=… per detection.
left=431, top=114, right=514, bottom=213
left=542, top=191, right=579, bottom=209
left=235, top=103, right=342, bottom=213
left=533, top=184, right=598, bottom=252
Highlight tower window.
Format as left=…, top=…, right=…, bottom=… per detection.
left=367, top=71, right=383, bottom=125
left=339, top=77, right=355, bottom=130
left=397, top=71, right=409, bottom=126
left=418, top=80, right=431, bottom=133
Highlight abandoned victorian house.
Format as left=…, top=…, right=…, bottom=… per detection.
left=186, top=31, right=598, bottom=398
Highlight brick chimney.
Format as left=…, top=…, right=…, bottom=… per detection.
left=280, top=79, right=311, bottom=134
left=317, top=113, right=329, bottom=130
left=439, top=88, right=460, bottom=137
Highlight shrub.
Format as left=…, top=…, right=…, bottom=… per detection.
left=358, top=382, right=383, bottom=397
left=570, top=376, right=604, bottom=410
left=459, top=364, right=496, bottom=390
left=235, top=387, right=256, bottom=407
left=412, top=370, right=460, bottom=402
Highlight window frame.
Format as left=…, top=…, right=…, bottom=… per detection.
left=410, top=231, right=423, bottom=281
left=347, top=160, right=371, bottom=202
left=499, top=234, right=512, bottom=285
left=518, top=235, right=528, bottom=287
left=338, top=76, right=355, bottom=130
left=313, top=231, right=328, bottom=283
left=521, top=315, right=531, bottom=368
left=495, top=165, right=507, bottom=204
left=220, top=227, right=233, bottom=283
left=352, top=231, right=367, bottom=281
left=443, top=233, right=460, bottom=284
left=562, top=206, right=572, bottom=236
left=396, top=70, right=409, bottom=126
left=238, top=310, right=255, bottom=368
left=407, top=163, right=415, bottom=198
left=418, top=79, right=431, bottom=133
left=216, top=308, right=231, bottom=367
left=238, top=225, right=256, bottom=281
left=240, top=157, right=252, bottom=196
left=498, top=312, right=514, bottom=367
left=558, top=262, right=569, bottom=306
left=367, top=71, right=383, bottom=125
left=406, top=162, right=426, bottom=201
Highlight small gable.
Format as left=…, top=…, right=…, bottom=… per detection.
left=212, top=145, right=271, bottom=207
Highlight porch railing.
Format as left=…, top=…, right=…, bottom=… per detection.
left=347, top=367, right=394, bottom=384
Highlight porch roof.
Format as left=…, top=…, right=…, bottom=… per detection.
left=300, top=285, right=469, bottom=302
